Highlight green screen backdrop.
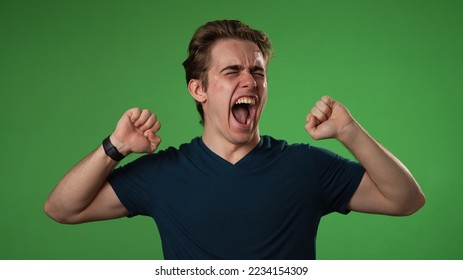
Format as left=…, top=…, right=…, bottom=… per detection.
left=1, top=0, right=462, bottom=259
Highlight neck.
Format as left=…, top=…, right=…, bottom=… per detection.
left=201, top=131, right=261, bottom=165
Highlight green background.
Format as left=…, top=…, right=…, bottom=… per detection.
left=1, top=0, right=462, bottom=260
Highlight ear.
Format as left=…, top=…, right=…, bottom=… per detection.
left=188, top=79, right=207, bottom=103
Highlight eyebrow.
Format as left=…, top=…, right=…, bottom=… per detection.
left=250, top=65, right=265, bottom=73
left=220, top=65, right=243, bottom=73
left=219, top=65, right=266, bottom=73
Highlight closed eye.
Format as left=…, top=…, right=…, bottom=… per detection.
left=252, top=71, right=265, bottom=77
left=250, top=66, right=266, bottom=77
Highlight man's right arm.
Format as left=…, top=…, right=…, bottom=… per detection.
left=44, top=108, right=161, bottom=224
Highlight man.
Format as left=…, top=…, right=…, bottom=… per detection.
left=44, top=20, right=425, bottom=259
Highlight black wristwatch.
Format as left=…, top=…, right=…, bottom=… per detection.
left=102, top=135, right=125, bottom=161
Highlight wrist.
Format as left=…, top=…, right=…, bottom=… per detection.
left=336, top=120, right=363, bottom=146
left=102, top=135, right=127, bottom=161
left=109, top=134, right=132, bottom=156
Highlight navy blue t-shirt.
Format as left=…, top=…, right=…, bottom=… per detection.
left=108, top=136, right=365, bottom=259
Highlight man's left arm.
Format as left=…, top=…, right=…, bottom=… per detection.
left=305, top=96, right=425, bottom=216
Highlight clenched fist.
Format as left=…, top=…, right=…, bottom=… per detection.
left=109, top=108, right=162, bottom=156
left=305, top=96, right=355, bottom=141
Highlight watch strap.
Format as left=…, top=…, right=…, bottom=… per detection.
left=102, top=136, right=125, bottom=161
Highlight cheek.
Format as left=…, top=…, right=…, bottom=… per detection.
left=209, top=74, right=235, bottom=93
left=204, top=82, right=234, bottom=115
left=218, top=78, right=237, bottom=93
left=262, top=79, right=267, bottom=89
left=259, top=82, right=268, bottom=106
left=210, top=81, right=236, bottom=104
left=257, top=78, right=267, bottom=94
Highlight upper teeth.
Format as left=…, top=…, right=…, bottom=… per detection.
left=235, top=97, right=256, bottom=105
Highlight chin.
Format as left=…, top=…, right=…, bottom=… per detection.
left=230, top=127, right=260, bottom=145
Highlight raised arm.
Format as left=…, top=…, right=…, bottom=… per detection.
left=305, top=96, right=425, bottom=216
left=44, top=108, right=161, bottom=224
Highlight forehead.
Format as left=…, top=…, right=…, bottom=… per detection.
left=209, top=39, right=266, bottom=69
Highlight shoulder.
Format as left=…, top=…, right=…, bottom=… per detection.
left=115, top=138, right=200, bottom=170
left=150, top=137, right=202, bottom=158
left=260, top=135, right=303, bottom=151
left=260, top=135, right=354, bottom=164
left=258, top=136, right=316, bottom=165
left=261, top=135, right=317, bottom=154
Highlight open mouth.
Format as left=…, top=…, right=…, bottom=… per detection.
left=231, top=96, right=256, bottom=126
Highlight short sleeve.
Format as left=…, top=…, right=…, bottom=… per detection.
left=107, top=154, right=158, bottom=217
left=310, top=146, right=365, bottom=215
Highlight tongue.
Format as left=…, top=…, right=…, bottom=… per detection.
left=232, top=104, right=249, bottom=125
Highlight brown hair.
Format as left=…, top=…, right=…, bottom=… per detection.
left=182, top=19, right=273, bottom=125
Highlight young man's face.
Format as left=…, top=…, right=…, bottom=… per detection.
left=198, top=38, right=268, bottom=146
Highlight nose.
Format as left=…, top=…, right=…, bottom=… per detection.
left=241, top=71, right=257, bottom=90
